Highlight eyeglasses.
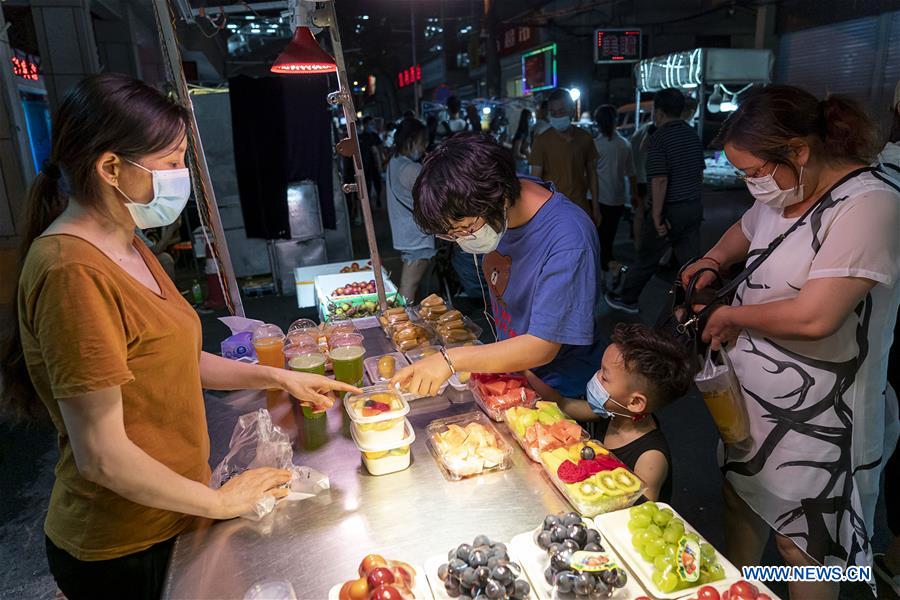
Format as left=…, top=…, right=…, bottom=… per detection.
left=733, top=160, right=772, bottom=182
left=435, top=217, right=486, bottom=241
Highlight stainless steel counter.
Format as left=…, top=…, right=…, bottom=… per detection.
left=163, top=327, right=571, bottom=600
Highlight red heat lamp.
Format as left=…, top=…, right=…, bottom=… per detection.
left=270, top=26, right=337, bottom=74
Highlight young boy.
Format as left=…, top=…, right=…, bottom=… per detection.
left=528, top=323, right=694, bottom=502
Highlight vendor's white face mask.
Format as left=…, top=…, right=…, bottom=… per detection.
left=745, top=164, right=805, bottom=210
left=116, top=158, right=191, bottom=229
left=457, top=216, right=507, bottom=254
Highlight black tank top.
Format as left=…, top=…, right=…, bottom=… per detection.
left=593, top=415, right=673, bottom=504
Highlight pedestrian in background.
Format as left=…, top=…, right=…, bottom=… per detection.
left=592, top=105, right=636, bottom=288
left=512, top=109, right=533, bottom=174
left=386, top=118, right=435, bottom=303
left=529, top=88, right=599, bottom=224
left=606, top=88, right=704, bottom=314
left=532, top=99, right=551, bottom=139
left=465, top=103, right=483, bottom=133
left=358, top=115, right=384, bottom=208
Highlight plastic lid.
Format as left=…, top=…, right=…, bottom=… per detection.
left=252, top=323, right=284, bottom=342
left=350, top=418, right=416, bottom=452
left=288, top=353, right=326, bottom=369
left=330, top=345, right=366, bottom=361
left=405, top=345, right=443, bottom=362
left=343, top=387, right=409, bottom=423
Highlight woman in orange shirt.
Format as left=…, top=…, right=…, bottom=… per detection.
left=0, top=74, right=357, bottom=600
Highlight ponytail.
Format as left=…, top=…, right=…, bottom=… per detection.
left=817, top=95, right=879, bottom=164
left=0, top=73, right=188, bottom=423
left=0, top=168, right=68, bottom=423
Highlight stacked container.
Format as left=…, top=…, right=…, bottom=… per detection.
left=344, top=387, right=414, bottom=475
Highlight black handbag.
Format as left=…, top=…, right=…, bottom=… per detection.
left=653, top=165, right=874, bottom=369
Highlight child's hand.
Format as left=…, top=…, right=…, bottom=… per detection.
left=524, top=370, right=563, bottom=403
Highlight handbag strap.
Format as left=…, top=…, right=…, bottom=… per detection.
left=697, top=165, right=876, bottom=319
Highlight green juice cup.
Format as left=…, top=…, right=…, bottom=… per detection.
left=289, top=352, right=327, bottom=418
left=330, top=344, right=366, bottom=388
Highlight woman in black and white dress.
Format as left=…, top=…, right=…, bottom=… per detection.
left=683, top=85, right=899, bottom=599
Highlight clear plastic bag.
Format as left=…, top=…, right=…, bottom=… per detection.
left=694, top=348, right=751, bottom=446
left=210, top=409, right=329, bottom=520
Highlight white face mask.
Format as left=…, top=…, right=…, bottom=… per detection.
left=116, top=159, right=191, bottom=229
left=745, top=164, right=805, bottom=210
left=549, top=115, right=571, bottom=132
left=456, top=215, right=507, bottom=254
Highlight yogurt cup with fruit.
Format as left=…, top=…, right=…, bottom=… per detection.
left=350, top=419, right=416, bottom=476
left=344, top=387, right=410, bottom=446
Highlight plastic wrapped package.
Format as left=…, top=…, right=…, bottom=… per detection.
left=694, top=349, right=751, bottom=446
left=209, top=409, right=329, bottom=520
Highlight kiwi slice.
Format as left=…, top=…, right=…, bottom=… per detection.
left=595, top=473, right=626, bottom=497
left=611, top=467, right=641, bottom=493
left=576, top=481, right=605, bottom=503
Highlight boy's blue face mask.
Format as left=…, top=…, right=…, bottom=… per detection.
left=586, top=375, right=647, bottom=421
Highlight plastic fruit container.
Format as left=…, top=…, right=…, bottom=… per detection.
left=364, top=352, right=410, bottom=385
left=344, top=387, right=410, bottom=447
left=469, top=372, right=540, bottom=421
left=505, top=402, right=588, bottom=463
left=350, top=419, right=415, bottom=476
left=426, top=411, right=513, bottom=481
left=538, top=440, right=646, bottom=517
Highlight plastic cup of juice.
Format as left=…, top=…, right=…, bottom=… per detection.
left=289, top=352, right=329, bottom=419
left=252, top=324, right=286, bottom=377
left=330, top=333, right=365, bottom=387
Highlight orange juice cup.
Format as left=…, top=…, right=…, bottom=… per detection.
left=252, top=324, right=286, bottom=389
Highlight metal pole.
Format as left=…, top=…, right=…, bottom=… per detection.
left=697, top=83, right=706, bottom=147
left=153, top=0, right=245, bottom=316
left=323, top=0, right=389, bottom=310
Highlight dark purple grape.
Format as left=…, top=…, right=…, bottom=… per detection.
left=594, top=578, right=610, bottom=596
left=445, top=577, right=461, bottom=597
left=437, top=563, right=450, bottom=582
left=544, top=566, right=556, bottom=585
left=567, top=523, right=588, bottom=547
left=586, top=529, right=602, bottom=546
left=484, top=579, right=504, bottom=599
left=573, top=572, right=595, bottom=596
left=449, top=558, right=468, bottom=576
left=562, top=512, right=582, bottom=527
left=561, top=539, right=580, bottom=554
left=456, top=543, right=473, bottom=562
left=547, top=542, right=562, bottom=556
left=460, top=567, right=478, bottom=587
left=459, top=595, right=473, bottom=600
left=449, top=548, right=458, bottom=561
left=598, top=570, right=616, bottom=586
left=513, top=579, right=531, bottom=599
left=555, top=570, right=577, bottom=594
left=536, top=530, right=552, bottom=550
left=491, top=542, right=507, bottom=554
left=473, top=534, right=492, bottom=547
left=612, top=568, right=627, bottom=588
left=491, top=565, right=514, bottom=584
left=469, top=549, right=488, bottom=567
left=583, top=542, right=604, bottom=552
left=505, top=582, right=516, bottom=598
left=543, top=514, right=561, bottom=531
left=551, top=524, right=568, bottom=543
left=475, top=566, right=491, bottom=584
left=486, top=557, right=499, bottom=571
left=580, top=445, right=596, bottom=460
left=474, top=595, right=489, bottom=600
left=550, top=549, right=573, bottom=572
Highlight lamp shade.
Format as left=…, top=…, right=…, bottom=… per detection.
left=271, top=27, right=337, bottom=74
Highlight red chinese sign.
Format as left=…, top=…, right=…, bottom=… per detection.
left=594, top=29, right=642, bottom=64
left=11, top=54, right=39, bottom=81
left=397, top=64, right=422, bottom=88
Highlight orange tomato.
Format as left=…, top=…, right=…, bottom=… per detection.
left=348, top=577, right=369, bottom=600
left=338, top=580, right=354, bottom=600
left=358, top=554, right=388, bottom=577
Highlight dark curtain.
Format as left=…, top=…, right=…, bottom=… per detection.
left=229, top=75, right=335, bottom=240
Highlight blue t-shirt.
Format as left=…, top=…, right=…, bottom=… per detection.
left=483, top=177, right=604, bottom=397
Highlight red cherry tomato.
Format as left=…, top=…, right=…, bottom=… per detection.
left=366, top=567, right=395, bottom=590
left=757, top=595, right=772, bottom=600
left=697, top=585, right=721, bottom=600
left=729, top=581, right=758, bottom=598
left=369, top=585, right=403, bottom=600
left=635, top=597, right=652, bottom=600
